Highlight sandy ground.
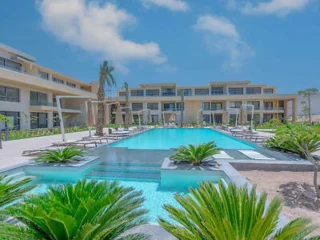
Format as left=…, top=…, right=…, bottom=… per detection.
left=240, top=171, right=320, bottom=235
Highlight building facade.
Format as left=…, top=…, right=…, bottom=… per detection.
left=117, top=82, right=298, bottom=125
left=0, top=43, right=97, bottom=130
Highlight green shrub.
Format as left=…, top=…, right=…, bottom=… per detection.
left=0, top=180, right=148, bottom=239
left=159, top=181, right=318, bottom=239
left=170, top=141, right=220, bottom=165
left=35, top=147, right=83, bottom=163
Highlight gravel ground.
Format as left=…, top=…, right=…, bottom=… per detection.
left=240, top=171, right=320, bottom=235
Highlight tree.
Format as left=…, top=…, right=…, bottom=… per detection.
left=0, top=175, right=34, bottom=208
left=0, top=180, right=148, bottom=239
left=96, top=61, right=116, bottom=136
left=298, top=88, right=319, bottom=125
left=159, top=181, right=318, bottom=239
left=123, top=82, right=129, bottom=129
left=179, top=91, right=184, bottom=128
left=170, top=141, right=220, bottom=166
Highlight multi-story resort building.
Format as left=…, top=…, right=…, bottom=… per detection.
left=0, top=43, right=298, bottom=130
left=0, top=43, right=97, bottom=130
left=117, top=82, right=298, bottom=125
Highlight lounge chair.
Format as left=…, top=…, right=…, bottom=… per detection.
left=82, top=135, right=109, bottom=143
left=22, top=146, right=67, bottom=156
left=52, top=140, right=79, bottom=146
left=70, top=140, right=98, bottom=148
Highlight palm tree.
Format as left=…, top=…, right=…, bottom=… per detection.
left=170, top=141, right=220, bottom=165
left=298, top=88, right=319, bottom=124
left=159, top=181, right=318, bottom=240
left=96, top=61, right=116, bottom=136
left=0, top=175, right=34, bottom=208
left=123, top=82, right=129, bottom=129
left=0, top=180, right=148, bottom=239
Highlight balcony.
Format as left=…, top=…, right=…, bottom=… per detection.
left=162, top=92, right=176, bottom=97
left=132, top=108, right=143, bottom=111
left=29, top=102, right=81, bottom=113
left=162, top=107, right=176, bottom=111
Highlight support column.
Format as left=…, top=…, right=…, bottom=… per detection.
left=292, top=98, right=297, bottom=123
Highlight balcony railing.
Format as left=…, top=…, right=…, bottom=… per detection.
left=30, top=102, right=56, bottom=107
left=162, top=92, right=176, bottom=97
left=132, top=108, right=143, bottom=111
left=162, top=108, right=176, bottom=111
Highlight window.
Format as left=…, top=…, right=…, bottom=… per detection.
left=214, top=114, right=222, bottom=124
left=0, top=85, right=19, bottom=102
left=30, top=91, right=48, bottom=106
left=119, top=92, right=126, bottom=97
left=177, top=89, right=192, bottom=96
left=151, top=115, right=159, bottom=123
left=176, top=102, right=184, bottom=111
left=211, top=87, right=224, bottom=95
left=247, top=114, right=260, bottom=124
left=264, top=102, right=273, bottom=110
left=163, top=103, right=175, bottom=111
left=211, top=102, right=222, bottom=111
left=0, top=57, right=22, bottom=71
left=264, top=89, right=274, bottom=94
left=246, top=87, right=261, bottom=94
left=203, top=114, right=211, bottom=123
left=162, top=88, right=175, bottom=96
left=53, top=112, right=60, bottom=127
left=229, top=101, right=242, bottom=108
left=53, top=77, right=64, bottom=84
left=132, top=103, right=143, bottom=111
left=263, top=114, right=273, bottom=123
left=131, top=90, right=144, bottom=97
left=38, top=70, right=49, bottom=80
left=195, top=88, right=209, bottom=96
left=229, top=114, right=238, bottom=125
left=0, top=111, right=20, bottom=130
left=66, top=82, right=76, bottom=88
left=247, top=101, right=260, bottom=110
left=228, top=88, right=243, bottom=95
left=30, top=112, right=48, bottom=129
left=147, top=103, right=158, bottom=110
left=146, top=89, right=160, bottom=96
left=279, top=100, right=284, bottom=110
left=202, top=102, right=211, bottom=111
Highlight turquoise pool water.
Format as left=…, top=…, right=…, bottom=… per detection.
left=111, top=128, right=255, bottom=150
left=31, top=180, right=186, bottom=224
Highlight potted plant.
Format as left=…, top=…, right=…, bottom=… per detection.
left=170, top=141, right=220, bottom=166
left=35, top=146, right=84, bottom=164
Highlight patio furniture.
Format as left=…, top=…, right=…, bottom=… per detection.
left=22, top=146, right=67, bottom=156
left=52, top=140, right=79, bottom=147
left=82, top=135, right=109, bottom=143
left=70, top=140, right=98, bottom=148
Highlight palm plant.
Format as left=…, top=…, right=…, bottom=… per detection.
left=0, top=180, right=148, bottom=239
left=35, top=147, right=83, bottom=163
left=96, top=61, right=116, bottom=136
left=170, top=141, right=220, bottom=165
left=0, top=175, right=34, bottom=208
left=158, top=181, right=318, bottom=240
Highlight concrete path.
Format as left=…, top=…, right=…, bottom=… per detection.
left=0, top=129, right=110, bottom=171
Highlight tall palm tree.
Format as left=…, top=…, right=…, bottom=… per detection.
left=96, top=61, right=116, bottom=136
left=0, top=180, right=148, bottom=239
left=159, top=181, right=318, bottom=239
left=123, top=82, right=129, bottom=129
left=298, top=88, right=319, bottom=124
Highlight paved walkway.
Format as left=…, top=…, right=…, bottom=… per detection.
left=0, top=129, right=109, bottom=171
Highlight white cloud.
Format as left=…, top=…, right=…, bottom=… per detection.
left=194, top=15, right=254, bottom=69
left=242, top=0, right=312, bottom=16
left=141, top=0, right=189, bottom=12
left=37, top=0, right=166, bottom=71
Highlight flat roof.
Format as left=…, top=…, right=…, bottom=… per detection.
left=0, top=42, right=36, bottom=62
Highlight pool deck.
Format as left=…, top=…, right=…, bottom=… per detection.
left=0, top=128, right=114, bottom=171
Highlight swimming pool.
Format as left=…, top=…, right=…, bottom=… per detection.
left=110, top=128, right=255, bottom=150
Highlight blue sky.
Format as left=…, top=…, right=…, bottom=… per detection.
left=0, top=0, right=319, bottom=94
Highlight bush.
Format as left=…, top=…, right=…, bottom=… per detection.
left=170, top=141, right=220, bottom=165
left=35, top=147, right=83, bottom=163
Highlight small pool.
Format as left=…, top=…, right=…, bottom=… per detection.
left=110, top=128, right=255, bottom=150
